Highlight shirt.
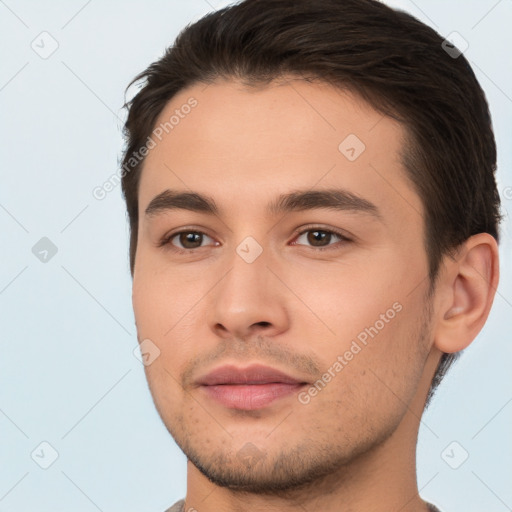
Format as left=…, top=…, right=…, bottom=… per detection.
left=164, top=498, right=442, bottom=511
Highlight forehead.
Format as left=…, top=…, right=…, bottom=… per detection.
left=137, top=77, right=422, bottom=226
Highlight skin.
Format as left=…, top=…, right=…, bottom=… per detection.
left=131, top=77, right=499, bottom=512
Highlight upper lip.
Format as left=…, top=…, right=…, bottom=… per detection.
left=196, top=364, right=308, bottom=386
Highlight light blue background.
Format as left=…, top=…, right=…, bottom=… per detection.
left=1, top=1, right=511, bottom=511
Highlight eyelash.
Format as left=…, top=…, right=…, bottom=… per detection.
left=158, top=225, right=352, bottom=254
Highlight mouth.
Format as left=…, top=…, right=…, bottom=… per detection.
left=196, top=364, right=309, bottom=410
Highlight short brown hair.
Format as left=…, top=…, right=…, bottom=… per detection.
left=120, top=0, right=502, bottom=406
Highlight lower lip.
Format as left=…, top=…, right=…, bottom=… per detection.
left=201, top=383, right=304, bottom=410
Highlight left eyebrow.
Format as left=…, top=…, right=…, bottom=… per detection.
left=144, top=188, right=383, bottom=221
left=267, top=188, right=382, bottom=220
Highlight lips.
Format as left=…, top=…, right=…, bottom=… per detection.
left=196, top=364, right=308, bottom=410
left=196, top=364, right=306, bottom=386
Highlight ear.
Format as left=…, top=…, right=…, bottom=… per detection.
left=433, top=233, right=500, bottom=353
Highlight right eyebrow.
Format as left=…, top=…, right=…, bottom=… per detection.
left=145, top=190, right=218, bottom=218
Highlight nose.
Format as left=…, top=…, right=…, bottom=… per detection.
left=208, top=245, right=290, bottom=341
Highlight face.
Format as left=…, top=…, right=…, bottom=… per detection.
left=132, top=77, right=435, bottom=492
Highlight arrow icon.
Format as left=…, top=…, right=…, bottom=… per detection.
left=133, top=339, right=161, bottom=366
left=236, top=236, right=263, bottom=263
left=30, top=31, right=59, bottom=60
left=32, top=237, right=58, bottom=262
left=31, top=441, right=59, bottom=469
left=441, top=441, right=468, bottom=469
left=339, top=134, right=365, bottom=161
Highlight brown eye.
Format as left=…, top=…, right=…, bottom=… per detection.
left=160, top=230, right=216, bottom=251
left=306, top=230, right=333, bottom=247
left=292, top=227, right=350, bottom=251
left=176, top=232, right=204, bottom=249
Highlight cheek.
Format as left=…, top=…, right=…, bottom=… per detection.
left=307, top=274, right=428, bottom=410
left=285, top=260, right=404, bottom=340
left=349, top=299, right=429, bottom=408
left=132, top=259, right=206, bottom=338
left=310, top=310, right=427, bottom=440
left=132, top=265, right=210, bottom=386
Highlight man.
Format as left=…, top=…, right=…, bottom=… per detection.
left=121, top=1, right=501, bottom=510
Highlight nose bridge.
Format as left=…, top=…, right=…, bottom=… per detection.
left=208, top=235, right=289, bottom=338
left=220, top=236, right=272, bottom=312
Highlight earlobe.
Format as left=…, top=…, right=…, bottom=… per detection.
left=434, top=233, right=499, bottom=354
